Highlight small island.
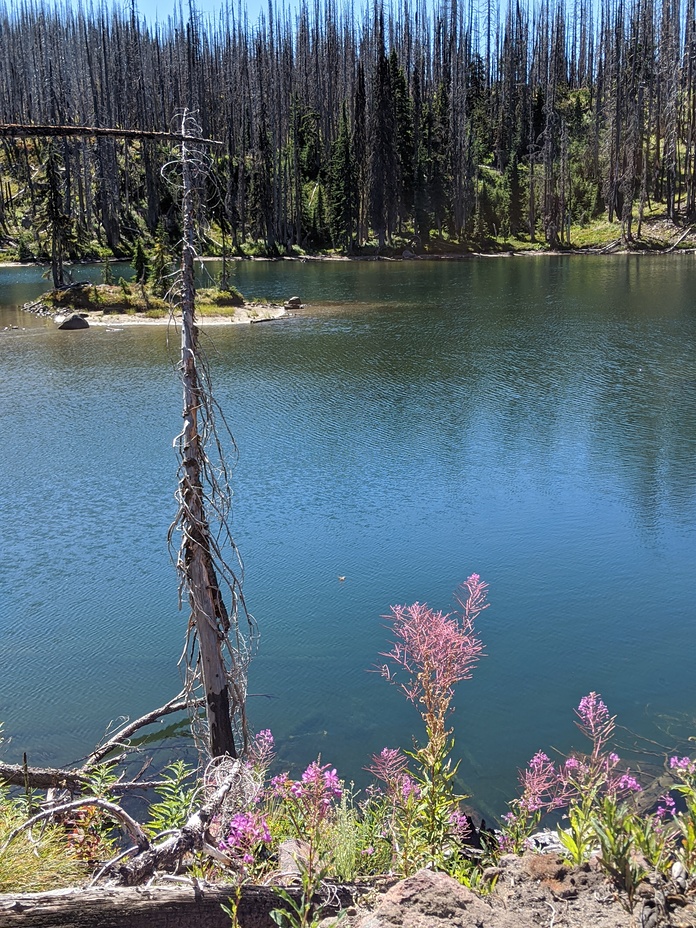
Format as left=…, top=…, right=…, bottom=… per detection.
left=23, top=281, right=290, bottom=328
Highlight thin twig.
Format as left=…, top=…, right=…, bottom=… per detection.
left=1, top=798, right=150, bottom=855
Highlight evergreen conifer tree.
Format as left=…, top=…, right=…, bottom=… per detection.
left=327, top=104, right=358, bottom=251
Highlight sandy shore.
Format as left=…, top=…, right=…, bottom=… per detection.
left=85, top=303, right=287, bottom=326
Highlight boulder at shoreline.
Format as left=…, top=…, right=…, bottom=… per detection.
left=54, top=312, right=89, bottom=330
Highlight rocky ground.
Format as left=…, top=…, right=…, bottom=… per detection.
left=320, top=856, right=696, bottom=928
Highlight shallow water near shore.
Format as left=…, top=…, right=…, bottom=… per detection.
left=1, top=255, right=696, bottom=818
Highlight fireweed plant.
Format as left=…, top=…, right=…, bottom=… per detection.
left=501, top=693, right=654, bottom=909
left=366, top=574, right=491, bottom=877
left=668, top=756, right=696, bottom=874
left=216, top=729, right=345, bottom=927
left=217, top=729, right=276, bottom=882
left=268, top=762, right=343, bottom=928
left=212, top=672, right=696, bottom=922
left=216, top=573, right=493, bottom=924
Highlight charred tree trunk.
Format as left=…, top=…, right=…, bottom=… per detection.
left=0, top=883, right=357, bottom=928
left=178, top=113, right=238, bottom=760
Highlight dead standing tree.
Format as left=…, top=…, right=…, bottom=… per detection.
left=171, top=110, right=254, bottom=761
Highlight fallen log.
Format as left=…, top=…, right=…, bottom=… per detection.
left=0, top=764, right=88, bottom=792
left=0, top=763, right=172, bottom=794
left=0, top=124, right=222, bottom=146
left=0, top=882, right=357, bottom=928
left=0, top=694, right=203, bottom=795
left=665, top=224, right=695, bottom=252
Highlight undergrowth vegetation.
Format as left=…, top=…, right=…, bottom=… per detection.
left=1, top=580, right=695, bottom=920
left=0, top=787, right=88, bottom=892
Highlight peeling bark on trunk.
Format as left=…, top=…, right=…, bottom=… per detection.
left=179, top=114, right=237, bottom=760
left=0, top=764, right=88, bottom=792
left=0, top=883, right=356, bottom=928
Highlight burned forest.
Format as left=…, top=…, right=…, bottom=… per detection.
left=0, top=0, right=695, bottom=258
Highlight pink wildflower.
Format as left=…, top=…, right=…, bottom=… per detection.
left=656, top=794, right=676, bottom=819
left=300, top=761, right=342, bottom=801
left=454, top=574, right=490, bottom=625
left=617, top=774, right=642, bottom=793
left=366, top=748, right=422, bottom=804
left=366, top=747, right=409, bottom=784
left=670, top=756, right=693, bottom=771
left=381, top=601, right=484, bottom=699
left=249, top=729, right=275, bottom=769
left=401, top=775, right=421, bottom=801
left=449, top=809, right=471, bottom=840
left=274, top=761, right=343, bottom=832
left=575, top=692, right=615, bottom=756
left=518, top=751, right=566, bottom=813
left=381, top=575, right=488, bottom=752
left=219, top=811, right=271, bottom=869
left=270, top=772, right=291, bottom=797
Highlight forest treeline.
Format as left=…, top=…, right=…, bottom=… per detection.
left=0, top=0, right=695, bottom=259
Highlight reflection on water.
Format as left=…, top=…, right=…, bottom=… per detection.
left=1, top=255, right=695, bottom=817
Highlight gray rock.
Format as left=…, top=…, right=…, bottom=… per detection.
left=672, top=860, right=688, bottom=890
left=54, top=312, right=89, bottom=330
left=530, top=828, right=565, bottom=853
left=277, top=838, right=310, bottom=880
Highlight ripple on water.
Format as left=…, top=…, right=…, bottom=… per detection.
left=2, top=256, right=696, bottom=814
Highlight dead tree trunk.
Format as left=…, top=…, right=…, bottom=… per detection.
left=178, top=112, right=238, bottom=760
left=0, top=883, right=357, bottom=928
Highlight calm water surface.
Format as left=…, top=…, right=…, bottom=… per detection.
left=1, top=256, right=695, bottom=817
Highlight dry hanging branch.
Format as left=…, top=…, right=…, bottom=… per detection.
left=105, top=760, right=252, bottom=885
left=84, top=692, right=204, bottom=769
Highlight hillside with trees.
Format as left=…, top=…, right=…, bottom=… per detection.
left=1, top=0, right=695, bottom=259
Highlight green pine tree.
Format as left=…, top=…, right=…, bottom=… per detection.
left=327, top=104, right=358, bottom=251
left=503, top=154, right=523, bottom=237
left=148, top=224, right=171, bottom=296
left=131, top=238, right=149, bottom=284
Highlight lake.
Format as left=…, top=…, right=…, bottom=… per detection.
left=1, top=255, right=695, bottom=819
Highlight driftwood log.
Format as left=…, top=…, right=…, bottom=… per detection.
left=0, top=764, right=88, bottom=792
left=0, top=882, right=357, bottom=928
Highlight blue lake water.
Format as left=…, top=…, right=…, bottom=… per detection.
left=1, top=255, right=695, bottom=818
